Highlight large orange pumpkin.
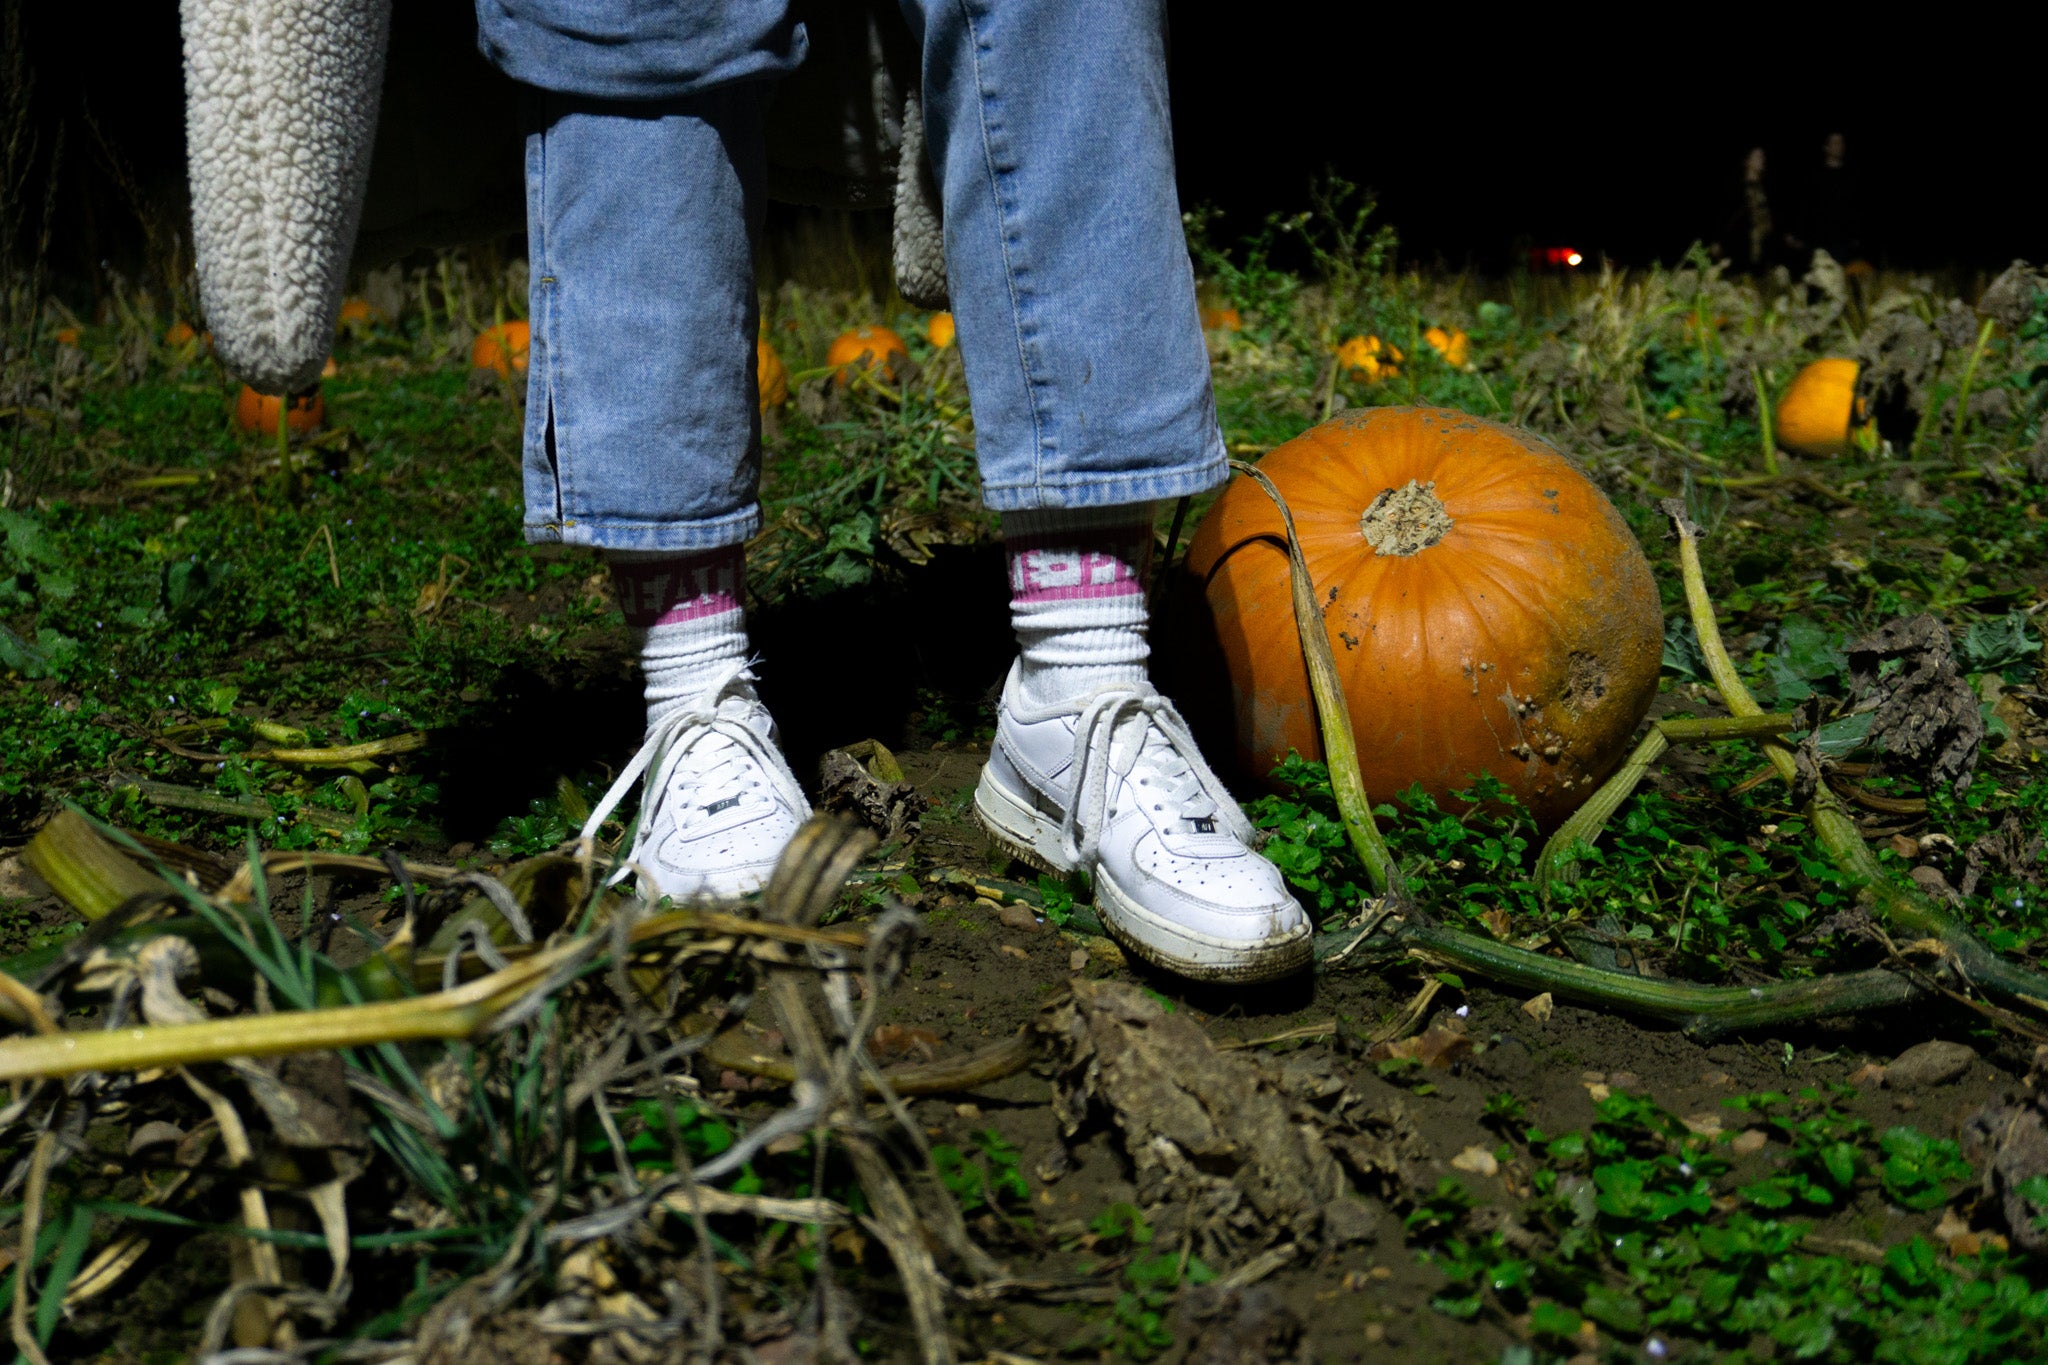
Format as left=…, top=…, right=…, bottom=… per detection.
left=1182, top=407, right=1663, bottom=828
left=1775, top=358, right=1868, bottom=458
left=756, top=337, right=789, bottom=412
left=236, top=386, right=325, bottom=436
left=826, top=325, right=908, bottom=386
left=472, top=320, right=531, bottom=379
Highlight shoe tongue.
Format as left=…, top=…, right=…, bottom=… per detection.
left=1114, top=714, right=1213, bottom=823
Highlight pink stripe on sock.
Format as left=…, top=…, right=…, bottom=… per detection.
left=1007, top=547, right=1144, bottom=603
left=651, top=591, right=741, bottom=625
left=610, top=545, right=744, bottom=628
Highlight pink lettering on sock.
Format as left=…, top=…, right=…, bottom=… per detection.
left=651, top=589, right=741, bottom=626
left=611, top=547, right=744, bottom=627
left=1008, top=546, right=1143, bottom=603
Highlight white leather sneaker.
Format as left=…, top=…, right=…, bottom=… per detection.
left=974, top=662, right=1312, bottom=982
left=581, top=661, right=810, bottom=900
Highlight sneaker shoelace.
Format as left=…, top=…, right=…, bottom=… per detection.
left=1057, top=684, right=1252, bottom=869
left=580, top=660, right=805, bottom=874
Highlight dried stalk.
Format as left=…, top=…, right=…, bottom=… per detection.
left=1225, top=459, right=1402, bottom=898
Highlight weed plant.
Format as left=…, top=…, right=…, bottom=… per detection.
left=1425, top=1086, right=2048, bottom=1364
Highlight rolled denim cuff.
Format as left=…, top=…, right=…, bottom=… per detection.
left=978, top=435, right=1229, bottom=513
left=524, top=503, right=763, bottom=552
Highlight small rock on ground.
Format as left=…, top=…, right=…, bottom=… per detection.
left=1885, top=1040, right=1976, bottom=1089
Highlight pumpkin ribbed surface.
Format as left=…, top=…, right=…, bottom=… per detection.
left=1183, top=407, right=1663, bottom=827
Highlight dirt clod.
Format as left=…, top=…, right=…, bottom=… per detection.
left=1884, top=1040, right=1976, bottom=1089
left=1037, top=979, right=1383, bottom=1257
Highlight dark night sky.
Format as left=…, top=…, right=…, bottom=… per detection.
left=21, top=5, right=2043, bottom=287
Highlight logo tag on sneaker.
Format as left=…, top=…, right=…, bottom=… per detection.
left=1191, top=816, right=1217, bottom=834
left=702, top=796, right=741, bottom=816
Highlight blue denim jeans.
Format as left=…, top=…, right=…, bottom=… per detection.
left=485, top=0, right=1227, bottom=551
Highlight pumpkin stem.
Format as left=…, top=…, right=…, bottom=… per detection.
left=1226, top=459, right=1403, bottom=902
left=1359, top=480, right=1453, bottom=556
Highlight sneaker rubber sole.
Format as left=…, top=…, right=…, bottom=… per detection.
left=973, top=766, right=1312, bottom=984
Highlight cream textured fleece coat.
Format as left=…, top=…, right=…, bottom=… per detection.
left=178, top=0, right=944, bottom=396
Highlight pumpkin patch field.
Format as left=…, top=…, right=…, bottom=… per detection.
left=3, top=205, right=2048, bottom=1364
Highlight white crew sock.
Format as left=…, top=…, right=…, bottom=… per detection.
left=1000, top=504, right=1155, bottom=712
left=608, top=546, right=750, bottom=725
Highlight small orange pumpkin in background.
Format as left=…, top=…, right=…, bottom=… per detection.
left=1200, top=306, right=1243, bottom=332
left=472, top=320, right=531, bottom=379
left=336, top=297, right=383, bottom=334
left=756, top=337, right=789, bottom=412
left=925, top=311, right=956, bottom=349
left=1775, top=358, right=1869, bottom=458
left=1335, top=334, right=1402, bottom=382
left=54, top=327, right=80, bottom=347
left=321, top=356, right=341, bottom=378
left=826, top=325, right=907, bottom=386
left=1424, top=326, right=1470, bottom=368
left=163, top=321, right=198, bottom=346
left=1181, top=407, right=1663, bottom=828
left=236, top=386, right=325, bottom=436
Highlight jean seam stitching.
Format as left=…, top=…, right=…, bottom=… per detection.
left=539, top=121, right=578, bottom=530
left=957, top=0, right=1051, bottom=500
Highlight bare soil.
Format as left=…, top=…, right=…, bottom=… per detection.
left=706, top=746, right=2024, bottom=1363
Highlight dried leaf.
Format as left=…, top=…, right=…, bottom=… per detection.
left=1450, top=1145, right=1499, bottom=1177
left=1846, top=614, right=1983, bottom=792
left=1036, top=978, right=1360, bottom=1254
left=818, top=746, right=926, bottom=842
left=867, top=1024, right=942, bottom=1063
left=1367, top=1023, right=1474, bottom=1069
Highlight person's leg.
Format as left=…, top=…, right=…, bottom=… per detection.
left=493, top=11, right=808, bottom=897
left=522, top=84, right=766, bottom=552
left=902, top=0, right=1309, bottom=981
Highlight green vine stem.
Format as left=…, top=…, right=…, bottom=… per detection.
left=1950, top=315, right=1996, bottom=463
left=1664, top=500, right=2048, bottom=1019
left=1537, top=713, right=1794, bottom=895
left=1227, top=459, right=1401, bottom=898
left=1395, top=923, right=1923, bottom=1042
left=1752, top=364, right=1779, bottom=476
